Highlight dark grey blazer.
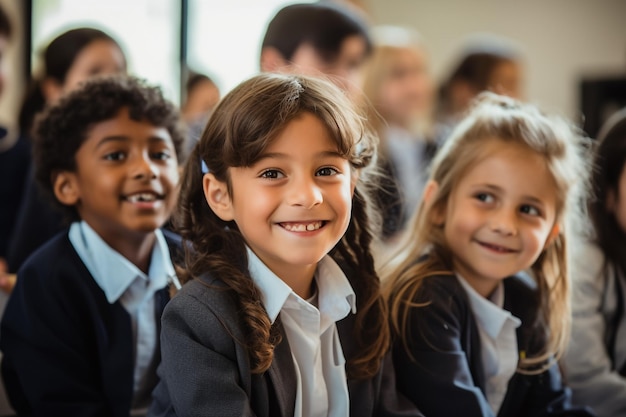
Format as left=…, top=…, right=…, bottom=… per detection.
left=148, top=274, right=423, bottom=417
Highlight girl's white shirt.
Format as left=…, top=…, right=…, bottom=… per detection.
left=456, top=274, right=521, bottom=414
left=246, top=246, right=356, bottom=417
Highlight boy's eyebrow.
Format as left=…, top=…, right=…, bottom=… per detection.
left=95, top=135, right=171, bottom=149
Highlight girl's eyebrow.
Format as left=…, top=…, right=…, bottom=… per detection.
left=472, top=183, right=547, bottom=206
left=256, top=150, right=344, bottom=161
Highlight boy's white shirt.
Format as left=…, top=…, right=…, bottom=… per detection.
left=246, top=246, right=356, bottom=417
left=456, top=274, right=521, bottom=414
left=68, top=220, right=176, bottom=410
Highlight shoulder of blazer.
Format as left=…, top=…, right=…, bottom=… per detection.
left=161, top=227, right=184, bottom=265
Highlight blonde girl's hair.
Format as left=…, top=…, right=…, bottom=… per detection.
left=360, top=26, right=433, bottom=149
left=382, top=91, right=591, bottom=373
left=175, top=73, right=388, bottom=379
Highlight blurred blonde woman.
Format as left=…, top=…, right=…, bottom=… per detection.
left=361, top=26, right=437, bottom=244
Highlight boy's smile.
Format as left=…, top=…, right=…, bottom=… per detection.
left=57, top=107, right=179, bottom=252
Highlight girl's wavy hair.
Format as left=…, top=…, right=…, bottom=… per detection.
left=175, top=72, right=387, bottom=379
left=382, top=91, right=591, bottom=374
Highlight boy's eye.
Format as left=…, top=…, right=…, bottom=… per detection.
left=316, top=167, right=338, bottom=176
left=103, top=151, right=125, bottom=161
left=520, top=205, right=540, bottom=216
left=259, top=169, right=284, bottom=179
left=151, top=151, right=172, bottom=161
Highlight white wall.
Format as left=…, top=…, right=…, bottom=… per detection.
left=362, top=0, right=626, bottom=122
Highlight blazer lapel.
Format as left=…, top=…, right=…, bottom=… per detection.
left=267, top=323, right=297, bottom=417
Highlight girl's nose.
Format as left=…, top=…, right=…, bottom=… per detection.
left=489, top=208, right=517, bottom=236
left=288, top=176, right=323, bottom=209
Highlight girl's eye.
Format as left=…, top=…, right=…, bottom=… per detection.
left=103, top=151, right=125, bottom=161
left=316, top=167, right=338, bottom=176
left=260, top=169, right=284, bottom=179
left=520, top=205, right=540, bottom=216
left=475, top=193, right=494, bottom=203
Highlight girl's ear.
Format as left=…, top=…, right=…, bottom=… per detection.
left=545, top=224, right=561, bottom=248
left=423, top=180, right=445, bottom=225
left=53, top=171, right=80, bottom=206
left=203, top=173, right=234, bottom=221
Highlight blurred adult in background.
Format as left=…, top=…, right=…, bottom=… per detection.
left=436, top=35, right=524, bottom=137
left=181, top=70, right=220, bottom=151
left=259, top=1, right=372, bottom=99
left=0, top=4, right=27, bottom=289
left=361, top=25, right=437, bottom=243
left=3, top=27, right=126, bottom=285
left=562, top=108, right=626, bottom=417
left=181, top=72, right=220, bottom=125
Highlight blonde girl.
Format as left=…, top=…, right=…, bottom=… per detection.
left=383, top=92, right=594, bottom=417
left=149, top=73, right=423, bottom=417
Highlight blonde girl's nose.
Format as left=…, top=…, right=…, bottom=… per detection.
left=489, top=207, right=517, bottom=236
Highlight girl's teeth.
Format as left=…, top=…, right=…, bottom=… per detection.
left=284, top=222, right=322, bottom=232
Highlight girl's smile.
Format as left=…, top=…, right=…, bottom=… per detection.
left=205, top=111, right=355, bottom=295
left=436, top=139, right=559, bottom=297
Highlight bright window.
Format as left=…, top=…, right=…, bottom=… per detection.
left=31, top=0, right=181, bottom=103
left=186, top=0, right=314, bottom=96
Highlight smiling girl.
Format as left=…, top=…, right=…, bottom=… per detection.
left=382, top=92, right=594, bottom=417
left=148, top=73, right=422, bottom=417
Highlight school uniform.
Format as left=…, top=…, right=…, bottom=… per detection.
left=0, top=222, right=183, bottom=417
left=392, top=272, right=594, bottom=417
left=562, top=242, right=626, bottom=417
left=148, top=248, right=423, bottom=417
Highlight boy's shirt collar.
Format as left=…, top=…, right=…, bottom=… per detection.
left=68, top=220, right=175, bottom=307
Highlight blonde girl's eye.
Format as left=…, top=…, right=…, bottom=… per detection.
left=520, top=204, right=541, bottom=216
left=316, top=167, right=339, bottom=176
left=474, top=192, right=494, bottom=203
left=259, top=169, right=284, bottom=179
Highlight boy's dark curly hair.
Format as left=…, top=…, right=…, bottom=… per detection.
left=33, top=74, right=186, bottom=222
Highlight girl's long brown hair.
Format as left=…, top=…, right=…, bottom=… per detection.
left=175, top=73, right=388, bottom=379
left=382, top=92, right=592, bottom=373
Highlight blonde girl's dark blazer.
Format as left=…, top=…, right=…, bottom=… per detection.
left=148, top=273, right=424, bottom=417
left=391, top=272, right=595, bottom=417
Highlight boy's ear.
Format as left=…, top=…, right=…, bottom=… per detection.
left=607, top=189, right=616, bottom=213
left=203, top=173, right=234, bottom=221
left=260, top=46, right=288, bottom=73
left=423, top=180, right=445, bottom=225
left=53, top=171, right=80, bottom=206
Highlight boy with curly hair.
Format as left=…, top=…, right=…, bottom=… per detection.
left=0, top=75, right=185, bottom=416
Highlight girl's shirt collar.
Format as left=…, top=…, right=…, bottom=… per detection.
left=245, top=246, right=357, bottom=325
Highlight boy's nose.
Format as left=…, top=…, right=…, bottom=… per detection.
left=132, top=154, right=158, bottom=180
